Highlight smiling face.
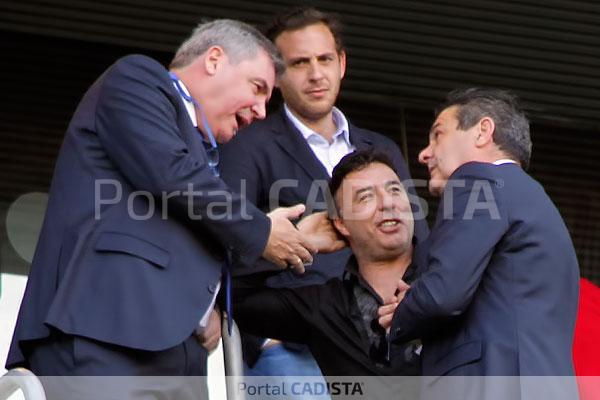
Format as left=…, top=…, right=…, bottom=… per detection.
left=196, top=48, right=275, bottom=143
left=418, top=105, right=479, bottom=196
left=274, top=22, right=346, bottom=124
left=333, top=162, right=414, bottom=263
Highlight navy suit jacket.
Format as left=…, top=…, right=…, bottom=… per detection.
left=391, top=162, right=579, bottom=377
left=7, top=55, right=271, bottom=368
left=220, top=107, right=429, bottom=288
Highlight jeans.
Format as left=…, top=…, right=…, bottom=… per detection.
left=245, top=342, right=329, bottom=399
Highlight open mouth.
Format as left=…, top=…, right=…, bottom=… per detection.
left=378, top=219, right=402, bottom=228
left=381, top=220, right=399, bottom=227
left=235, top=112, right=250, bottom=129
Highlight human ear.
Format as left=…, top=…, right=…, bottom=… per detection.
left=339, top=50, right=347, bottom=80
left=204, top=46, right=225, bottom=76
left=332, top=217, right=350, bottom=238
left=476, top=117, right=495, bottom=147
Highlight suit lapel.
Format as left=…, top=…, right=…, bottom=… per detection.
left=163, top=76, right=208, bottom=159
left=349, top=125, right=375, bottom=152
left=272, top=110, right=377, bottom=180
left=272, top=109, right=330, bottom=181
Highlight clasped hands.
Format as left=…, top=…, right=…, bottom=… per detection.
left=262, top=204, right=346, bottom=274
left=199, top=206, right=344, bottom=351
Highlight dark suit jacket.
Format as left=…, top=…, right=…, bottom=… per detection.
left=220, top=107, right=429, bottom=288
left=391, top=162, right=579, bottom=377
left=7, top=55, right=271, bottom=369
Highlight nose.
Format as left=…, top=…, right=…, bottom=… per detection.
left=252, top=101, right=267, bottom=120
left=418, top=143, right=432, bottom=165
left=308, top=59, right=325, bottom=81
left=379, top=190, right=395, bottom=211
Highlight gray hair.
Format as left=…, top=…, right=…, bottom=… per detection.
left=436, top=87, right=532, bottom=169
left=170, top=19, right=284, bottom=76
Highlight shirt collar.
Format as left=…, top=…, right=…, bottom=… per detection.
left=172, top=78, right=197, bottom=127
left=344, top=256, right=384, bottom=304
left=283, top=103, right=351, bottom=145
left=343, top=250, right=419, bottom=304
left=492, top=159, right=518, bottom=165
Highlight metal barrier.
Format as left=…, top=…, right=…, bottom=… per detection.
left=0, top=369, right=46, bottom=400
left=221, top=313, right=245, bottom=400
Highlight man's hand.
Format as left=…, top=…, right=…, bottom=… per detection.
left=297, top=211, right=347, bottom=254
left=263, top=204, right=316, bottom=273
left=378, top=279, right=410, bottom=333
left=196, top=305, right=222, bottom=352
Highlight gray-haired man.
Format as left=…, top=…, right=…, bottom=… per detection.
left=7, top=19, right=321, bottom=395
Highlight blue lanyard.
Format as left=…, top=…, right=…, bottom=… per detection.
left=169, top=71, right=231, bottom=335
left=169, top=72, right=219, bottom=177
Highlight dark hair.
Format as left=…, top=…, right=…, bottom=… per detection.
left=435, top=87, right=532, bottom=169
left=264, top=7, right=344, bottom=53
left=329, top=150, right=397, bottom=204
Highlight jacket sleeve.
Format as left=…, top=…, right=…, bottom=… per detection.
left=94, top=56, right=270, bottom=267
left=391, top=167, right=509, bottom=342
left=233, top=286, right=316, bottom=343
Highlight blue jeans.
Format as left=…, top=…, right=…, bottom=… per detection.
left=246, top=343, right=321, bottom=376
left=245, top=343, right=329, bottom=399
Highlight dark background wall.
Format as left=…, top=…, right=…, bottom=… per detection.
left=0, top=0, right=598, bottom=284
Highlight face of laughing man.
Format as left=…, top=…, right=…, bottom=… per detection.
left=333, top=162, right=414, bottom=264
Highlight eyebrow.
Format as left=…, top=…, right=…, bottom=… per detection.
left=429, top=122, right=442, bottom=136
left=254, top=78, right=268, bottom=92
left=316, top=52, right=335, bottom=59
left=287, top=56, right=310, bottom=65
left=385, top=180, right=402, bottom=188
left=353, top=180, right=401, bottom=198
left=253, top=78, right=272, bottom=100
left=288, top=52, right=335, bottom=64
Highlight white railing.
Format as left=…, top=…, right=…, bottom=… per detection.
left=0, top=368, right=46, bottom=400
left=221, top=313, right=245, bottom=400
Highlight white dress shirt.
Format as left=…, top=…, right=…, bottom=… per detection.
left=172, top=78, right=220, bottom=332
left=284, top=104, right=355, bottom=176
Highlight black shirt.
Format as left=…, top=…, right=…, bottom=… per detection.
left=234, top=256, right=421, bottom=376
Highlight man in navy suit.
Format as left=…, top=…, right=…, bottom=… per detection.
left=220, top=7, right=428, bottom=378
left=6, top=19, right=323, bottom=391
left=380, top=88, right=579, bottom=397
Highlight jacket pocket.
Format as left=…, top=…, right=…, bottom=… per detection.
left=430, top=340, right=482, bottom=376
left=94, top=231, right=170, bottom=269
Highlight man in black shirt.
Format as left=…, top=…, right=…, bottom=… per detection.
left=234, top=150, right=422, bottom=376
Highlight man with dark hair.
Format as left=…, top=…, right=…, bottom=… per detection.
left=220, top=6, right=428, bottom=377
left=379, top=88, right=579, bottom=394
left=234, top=150, right=421, bottom=376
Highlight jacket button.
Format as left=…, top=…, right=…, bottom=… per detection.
left=208, top=283, right=218, bottom=293
left=395, top=327, right=402, bottom=336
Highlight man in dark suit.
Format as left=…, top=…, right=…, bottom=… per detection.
left=380, top=88, right=579, bottom=397
left=220, top=7, right=428, bottom=377
left=6, top=19, right=321, bottom=394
